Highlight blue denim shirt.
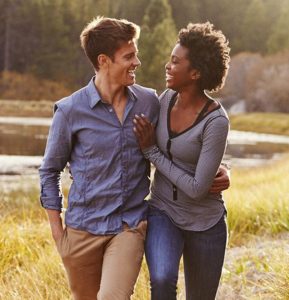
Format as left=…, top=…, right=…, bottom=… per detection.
left=39, top=78, right=159, bottom=234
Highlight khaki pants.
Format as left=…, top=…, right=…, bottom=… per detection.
left=56, top=221, right=147, bottom=300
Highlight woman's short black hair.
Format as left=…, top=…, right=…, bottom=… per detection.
left=178, top=22, right=230, bottom=92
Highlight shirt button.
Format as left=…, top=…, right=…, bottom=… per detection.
left=109, top=108, right=113, bottom=112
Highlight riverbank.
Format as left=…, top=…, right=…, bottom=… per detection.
left=0, top=99, right=54, bottom=118
left=230, top=112, right=289, bottom=136
left=1, top=99, right=289, bottom=136
left=1, top=157, right=289, bottom=299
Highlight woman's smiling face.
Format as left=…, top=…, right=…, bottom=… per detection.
left=165, top=43, right=199, bottom=91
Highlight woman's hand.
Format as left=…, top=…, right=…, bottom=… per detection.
left=133, top=114, right=156, bottom=150
left=209, top=166, right=230, bottom=193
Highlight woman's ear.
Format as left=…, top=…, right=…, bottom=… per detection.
left=191, top=69, right=201, bottom=80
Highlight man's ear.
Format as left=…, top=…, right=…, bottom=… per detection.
left=97, top=54, right=110, bottom=68
left=191, top=69, right=201, bottom=80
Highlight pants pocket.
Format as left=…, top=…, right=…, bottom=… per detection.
left=56, top=227, right=68, bottom=258
left=136, top=220, right=147, bottom=240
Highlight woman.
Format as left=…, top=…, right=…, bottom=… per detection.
left=133, top=22, right=230, bottom=300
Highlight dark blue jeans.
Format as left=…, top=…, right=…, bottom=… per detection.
left=145, top=207, right=227, bottom=300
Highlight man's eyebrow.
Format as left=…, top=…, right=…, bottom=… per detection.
left=124, top=51, right=138, bottom=57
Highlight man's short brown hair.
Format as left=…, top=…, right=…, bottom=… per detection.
left=80, top=17, right=140, bottom=71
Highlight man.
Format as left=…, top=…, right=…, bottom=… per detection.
left=39, top=17, right=229, bottom=300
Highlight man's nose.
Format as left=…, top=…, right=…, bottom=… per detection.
left=134, top=56, right=141, bottom=66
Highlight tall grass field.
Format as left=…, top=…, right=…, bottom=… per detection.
left=1, top=157, right=289, bottom=299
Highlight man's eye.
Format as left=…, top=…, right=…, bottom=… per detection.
left=126, top=54, right=134, bottom=59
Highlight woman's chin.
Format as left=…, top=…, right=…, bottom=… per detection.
left=166, top=82, right=178, bottom=91
left=166, top=81, right=174, bottom=89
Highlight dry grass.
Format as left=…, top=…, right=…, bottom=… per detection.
left=230, top=113, right=289, bottom=136
left=1, top=157, right=289, bottom=299
left=0, top=99, right=54, bottom=118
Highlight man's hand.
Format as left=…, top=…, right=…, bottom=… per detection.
left=46, top=209, right=64, bottom=244
left=209, top=165, right=230, bottom=193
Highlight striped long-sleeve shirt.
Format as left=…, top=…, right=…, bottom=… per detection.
left=144, top=89, right=229, bottom=231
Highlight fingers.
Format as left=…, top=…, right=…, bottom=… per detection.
left=209, top=186, right=228, bottom=193
left=211, top=178, right=230, bottom=188
left=210, top=169, right=230, bottom=193
left=213, top=176, right=228, bottom=184
left=133, top=114, right=153, bottom=134
left=209, top=181, right=230, bottom=193
left=134, top=114, right=151, bottom=129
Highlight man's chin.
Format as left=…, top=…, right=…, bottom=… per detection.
left=126, top=78, right=136, bottom=86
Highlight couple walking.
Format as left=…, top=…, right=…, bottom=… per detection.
left=39, top=16, right=230, bottom=300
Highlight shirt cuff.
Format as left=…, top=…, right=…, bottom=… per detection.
left=142, top=144, right=159, bottom=159
left=40, top=196, right=63, bottom=211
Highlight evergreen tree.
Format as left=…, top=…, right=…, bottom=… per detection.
left=138, top=0, right=177, bottom=92
left=0, top=0, right=21, bottom=72
left=169, top=0, right=199, bottom=29
left=206, top=0, right=251, bottom=54
left=267, top=1, right=289, bottom=53
left=240, top=0, right=271, bottom=53
left=114, top=0, right=148, bottom=25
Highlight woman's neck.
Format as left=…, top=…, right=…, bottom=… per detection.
left=176, top=86, right=207, bottom=109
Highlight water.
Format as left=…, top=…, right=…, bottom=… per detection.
left=0, top=117, right=289, bottom=174
left=225, top=130, right=289, bottom=167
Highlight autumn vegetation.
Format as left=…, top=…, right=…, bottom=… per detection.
left=1, top=158, right=289, bottom=299
left=1, top=0, right=289, bottom=113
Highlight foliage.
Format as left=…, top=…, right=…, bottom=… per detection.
left=267, top=1, right=289, bottom=54
left=245, top=52, right=289, bottom=112
left=240, top=0, right=271, bottom=53
left=219, top=52, right=262, bottom=105
left=230, top=113, right=289, bottom=136
left=137, top=0, right=177, bottom=92
left=224, top=156, right=289, bottom=246
left=1, top=0, right=289, bottom=90
left=219, top=51, right=289, bottom=113
left=0, top=71, right=71, bottom=101
left=0, top=99, right=54, bottom=117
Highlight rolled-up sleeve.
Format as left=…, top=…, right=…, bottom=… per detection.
left=39, top=106, right=72, bottom=211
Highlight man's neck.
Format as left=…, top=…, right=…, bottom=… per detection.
left=94, top=75, right=127, bottom=105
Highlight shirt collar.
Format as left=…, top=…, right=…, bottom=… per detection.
left=86, top=77, right=102, bottom=108
left=86, top=77, right=138, bottom=109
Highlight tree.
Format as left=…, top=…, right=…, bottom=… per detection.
left=240, top=0, right=272, bottom=53
left=168, top=0, right=199, bottom=29
left=138, top=0, right=177, bottom=92
left=245, top=52, right=289, bottom=112
left=0, top=0, right=20, bottom=72
left=267, top=1, right=289, bottom=53
left=113, top=0, right=147, bottom=25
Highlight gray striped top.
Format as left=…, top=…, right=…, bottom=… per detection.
left=144, top=89, right=230, bottom=231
